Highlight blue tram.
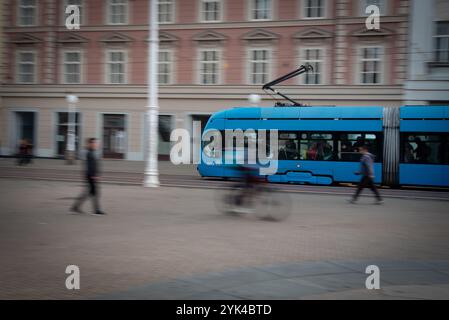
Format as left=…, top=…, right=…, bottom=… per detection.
left=197, top=105, right=449, bottom=187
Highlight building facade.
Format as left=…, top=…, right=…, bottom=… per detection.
left=404, top=0, right=449, bottom=105
left=0, top=0, right=411, bottom=160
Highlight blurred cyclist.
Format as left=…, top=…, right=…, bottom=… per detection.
left=234, top=164, right=260, bottom=209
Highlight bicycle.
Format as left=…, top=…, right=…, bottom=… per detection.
left=216, top=177, right=292, bottom=221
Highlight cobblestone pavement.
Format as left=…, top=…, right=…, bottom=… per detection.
left=0, top=178, right=448, bottom=299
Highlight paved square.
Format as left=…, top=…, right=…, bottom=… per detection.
left=0, top=178, right=448, bottom=299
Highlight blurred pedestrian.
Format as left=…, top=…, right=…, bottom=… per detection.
left=26, top=140, right=33, bottom=164
left=17, top=139, right=29, bottom=166
left=349, top=145, right=383, bottom=204
left=71, top=138, right=106, bottom=215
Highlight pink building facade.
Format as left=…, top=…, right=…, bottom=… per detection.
left=0, top=0, right=410, bottom=160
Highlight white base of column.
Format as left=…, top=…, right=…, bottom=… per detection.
left=143, top=173, right=160, bottom=187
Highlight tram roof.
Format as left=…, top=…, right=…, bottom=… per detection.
left=211, top=106, right=385, bottom=120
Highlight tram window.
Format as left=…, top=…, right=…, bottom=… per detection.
left=403, top=134, right=442, bottom=164
left=299, top=133, right=334, bottom=161
left=446, top=136, right=449, bottom=165
left=337, top=133, right=380, bottom=162
left=278, top=132, right=299, bottom=160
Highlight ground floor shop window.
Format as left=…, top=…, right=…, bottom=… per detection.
left=103, top=114, right=126, bottom=159
left=56, top=112, right=80, bottom=157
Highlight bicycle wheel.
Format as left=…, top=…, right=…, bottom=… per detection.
left=215, top=187, right=249, bottom=215
left=253, top=187, right=292, bottom=221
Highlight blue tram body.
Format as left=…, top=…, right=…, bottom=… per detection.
left=198, top=106, right=384, bottom=185
left=197, top=105, right=449, bottom=187
left=399, top=106, right=449, bottom=187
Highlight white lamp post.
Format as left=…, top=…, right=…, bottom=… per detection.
left=143, top=0, right=160, bottom=187
left=65, top=94, right=78, bottom=164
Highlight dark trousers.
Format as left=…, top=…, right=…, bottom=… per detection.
left=73, top=177, right=100, bottom=212
left=353, top=176, right=382, bottom=200
left=17, top=154, right=31, bottom=165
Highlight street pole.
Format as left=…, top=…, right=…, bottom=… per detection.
left=65, top=94, right=78, bottom=165
left=143, top=0, right=160, bottom=187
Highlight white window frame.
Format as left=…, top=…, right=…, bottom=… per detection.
left=199, top=0, right=223, bottom=23
left=434, top=21, right=449, bottom=64
left=62, top=0, right=86, bottom=26
left=357, top=46, right=384, bottom=85
left=61, top=50, right=83, bottom=84
left=248, top=0, right=273, bottom=21
left=247, top=48, right=272, bottom=85
left=301, top=0, right=327, bottom=19
left=300, top=47, right=325, bottom=85
left=359, top=0, right=387, bottom=16
left=16, top=50, right=37, bottom=84
left=105, top=49, right=128, bottom=84
left=106, top=0, right=129, bottom=25
left=158, top=49, right=174, bottom=85
left=197, top=48, right=221, bottom=85
left=17, top=0, right=38, bottom=27
left=158, top=0, right=176, bottom=24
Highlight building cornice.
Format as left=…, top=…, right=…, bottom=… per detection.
left=192, top=30, right=228, bottom=42
left=293, top=27, right=333, bottom=39
left=9, top=33, right=43, bottom=44
left=0, top=85, right=404, bottom=101
left=99, top=32, right=135, bottom=43
left=4, top=16, right=409, bottom=33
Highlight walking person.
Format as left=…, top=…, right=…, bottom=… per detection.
left=71, top=138, right=106, bottom=215
left=17, top=139, right=28, bottom=166
left=349, top=145, right=383, bottom=204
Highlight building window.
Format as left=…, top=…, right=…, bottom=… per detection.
left=249, top=49, right=269, bottom=85
left=63, top=51, right=82, bottom=84
left=158, top=115, right=174, bottom=156
left=107, top=0, right=128, bottom=25
left=199, top=50, right=220, bottom=85
left=304, top=0, right=325, bottom=18
left=107, top=51, right=126, bottom=84
left=64, top=0, right=84, bottom=25
left=64, top=51, right=81, bottom=84
left=359, top=47, right=383, bottom=84
left=302, top=48, right=323, bottom=84
left=200, top=0, right=222, bottom=22
left=250, top=0, right=272, bottom=20
left=158, top=0, right=175, bottom=23
left=17, top=51, right=36, bottom=83
left=158, top=50, right=172, bottom=85
left=56, top=112, right=81, bottom=157
left=360, top=0, right=386, bottom=16
left=435, top=21, right=449, bottom=64
left=103, top=114, right=126, bottom=159
left=18, top=0, right=37, bottom=26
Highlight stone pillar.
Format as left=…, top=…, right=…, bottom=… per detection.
left=334, top=0, right=349, bottom=85
left=44, top=0, right=56, bottom=84
left=395, top=0, right=410, bottom=85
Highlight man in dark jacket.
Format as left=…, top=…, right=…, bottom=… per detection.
left=349, top=145, right=383, bottom=204
left=71, top=138, right=105, bottom=215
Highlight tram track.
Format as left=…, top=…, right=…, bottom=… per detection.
left=1, top=166, right=449, bottom=201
